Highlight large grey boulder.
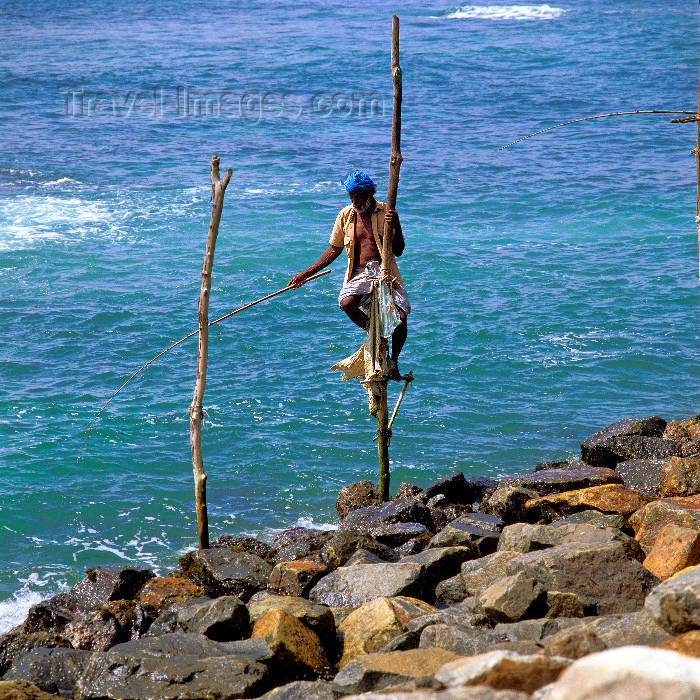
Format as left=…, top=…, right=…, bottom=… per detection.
left=262, top=680, right=343, bottom=699
left=405, top=599, right=489, bottom=636
left=400, top=547, right=476, bottom=595
left=615, top=458, right=665, bottom=496
left=506, top=541, right=658, bottom=615
left=267, top=529, right=334, bottom=564
left=644, top=564, right=700, bottom=633
left=461, top=551, right=521, bottom=597
left=580, top=416, right=667, bottom=467
left=494, top=618, right=583, bottom=644
left=480, top=486, right=538, bottom=524
left=419, top=624, right=502, bottom=656
left=420, top=471, right=477, bottom=505
left=368, top=523, right=430, bottom=548
left=497, top=522, right=642, bottom=558
left=178, top=548, right=272, bottom=600
left=427, top=514, right=503, bottom=554
left=0, top=631, right=70, bottom=676
left=479, top=573, right=547, bottom=624
left=3, top=648, right=91, bottom=698
left=336, top=481, right=379, bottom=519
left=308, top=563, right=424, bottom=607
left=68, top=566, right=154, bottom=611
left=323, top=531, right=399, bottom=568
left=73, top=650, right=269, bottom=700
left=146, top=596, right=248, bottom=641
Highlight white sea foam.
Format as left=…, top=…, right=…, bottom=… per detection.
left=0, top=572, right=69, bottom=634
left=438, top=4, right=567, bottom=20
left=0, top=195, right=115, bottom=250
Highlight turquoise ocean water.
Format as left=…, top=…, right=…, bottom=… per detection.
left=1, top=0, right=699, bottom=630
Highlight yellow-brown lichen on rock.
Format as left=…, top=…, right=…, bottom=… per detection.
left=137, top=576, right=208, bottom=614
left=661, top=456, right=700, bottom=498
left=523, top=483, right=652, bottom=521
left=643, top=523, right=700, bottom=581
left=0, top=680, right=62, bottom=700
left=629, top=496, right=700, bottom=551
left=657, top=630, right=700, bottom=658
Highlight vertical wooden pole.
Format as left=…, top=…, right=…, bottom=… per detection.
left=696, top=67, right=700, bottom=281
left=377, top=15, right=403, bottom=503
left=190, top=155, right=232, bottom=549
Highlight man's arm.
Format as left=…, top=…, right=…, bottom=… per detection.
left=385, top=209, right=405, bottom=257
left=288, top=245, right=343, bottom=287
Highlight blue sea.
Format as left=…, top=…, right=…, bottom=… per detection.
left=1, top=0, right=699, bottom=630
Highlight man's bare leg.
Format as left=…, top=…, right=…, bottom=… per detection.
left=339, top=294, right=369, bottom=329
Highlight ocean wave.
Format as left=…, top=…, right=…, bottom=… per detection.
left=437, top=4, right=567, bottom=20
left=0, top=571, right=69, bottom=635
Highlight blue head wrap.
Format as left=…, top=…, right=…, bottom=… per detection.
left=341, top=170, right=376, bottom=194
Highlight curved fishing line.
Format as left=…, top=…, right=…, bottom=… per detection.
left=79, top=269, right=332, bottom=458
left=498, top=110, right=698, bottom=150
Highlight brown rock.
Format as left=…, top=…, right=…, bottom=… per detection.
left=663, top=415, right=700, bottom=442
left=268, top=561, right=329, bottom=597
left=478, top=572, right=547, bottom=624
left=523, top=483, right=652, bottom=522
left=137, top=576, right=207, bottom=614
left=661, top=456, right=700, bottom=497
left=333, top=648, right=458, bottom=695
left=481, top=486, right=538, bottom=524
left=268, top=529, right=334, bottom=564
left=461, top=551, right=521, bottom=597
left=643, top=523, right=700, bottom=580
left=248, top=595, right=336, bottom=650
left=545, top=591, right=584, bottom=618
left=251, top=608, right=332, bottom=679
left=657, top=630, right=700, bottom=658
left=0, top=680, right=62, bottom=699
left=434, top=649, right=571, bottom=694
left=337, top=481, right=379, bottom=519
left=629, top=497, right=700, bottom=551
left=394, top=482, right=422, bottom=499
left=62, top=610, right=120, bottom=651
left=338, top=596, right=436, bottom=668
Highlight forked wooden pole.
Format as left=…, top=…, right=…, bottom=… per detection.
left=190, top=155, right=232, bottom=549
left=377, top=14, right=403, bottom=503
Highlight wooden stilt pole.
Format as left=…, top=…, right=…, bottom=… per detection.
left=190, top=155, right=232, bottom=549
left=377, top=15, right=403, bottom=503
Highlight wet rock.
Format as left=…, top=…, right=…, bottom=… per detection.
left=268, top=560, right=329, bottom=597
left=657, top=630, right=700, bottom=658
left=337, top=481, right=380, bottom=519
left=22, top=597, right=78, bottom=635
left=149, top=595, right=248, bottom=641
left=479, top=572, right=547, bottom=624
left=344, top=550, right=386, bottom=566
left=248, top=595, right=336, bottom=650
left=268, top=529, right=334, bottom=564
left=498, top=467, right=623, bottom=497
left=506, top=541, right=658, bottom=615
left=661, top=456, right=700, bottom=497
left=481, top=486, right=538, bottom=524
left=494, top=618, right=583, bottom=644
left=401, top=547, right=477, bottom=597
left=580, top=416, right=668, bottom=468
left=68, top=566, right=154, bottom=611
left=338, top=597, right=436, bottom=668
left=523, top=483, right=652, bottom=522
left=427, top=514, right=503, bottom=555
left=340, top=499, right=434, bottom=534
left=395, top=482, right=422, bottom=500
left=309, top=563, right=425, bottom=608
left=663, top=415, right=700, bottom=446
left=629, top=496, right=700, bottom=551
left=0, top=632, right=70, bottom=676
left=541, top=610, right=672, bottom=658
left=61, top=609, right=121, bottom=651
left=406, top=598, right=489, bottom=636
left=534, top=459, right=589, bottom=472
left=179, top=548, right=272, bottom=600
left=497, top=521, right=643, bottom=559
left=469, top=475, right=499, bottom=503
left=614, top=458, right=664, bottom=496
left=461, top=551, right=521, bottom=597
left=435, top=573, right=467, bottom=605
left=333, top=648, right=458, bottom=695
left=643, top=523, right=700, bottom=580
left=252, top=608, right=332, bottom=680
left=211, top=534, right=272, bottom=559
left=0, top=680, right=62, bottom=700
left=395, top=536, right=430, bottom=556
left=369, top=523, right=431, bottom=548
left=261, top=679, right=343, bottom=699
left=73, top=646, right=269, bottom=700
left=137, top=575, right=208, bottom=616
left=543, top=646, right=700, bottom=700
left=4, top=648, right=90, bottom=698
left=324, top=531, right=400, bottom=568
left=420, top=471, right=476, bottom=506
left=435, top=649, right=571, bottom=695
left=419, top=624, right=502, bottom=656
left=645, top=564, right=700, bottom=634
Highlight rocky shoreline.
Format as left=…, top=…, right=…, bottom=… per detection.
left=2, top=414, right=700, bottom=699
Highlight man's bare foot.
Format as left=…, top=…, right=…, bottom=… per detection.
left=387, top=357, right=401, bottom=381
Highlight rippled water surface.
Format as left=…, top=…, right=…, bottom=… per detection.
left=1, top=0, right=699, bottom=629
